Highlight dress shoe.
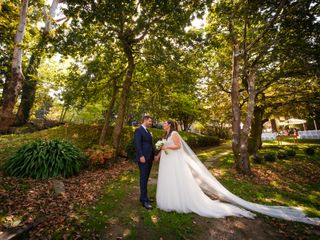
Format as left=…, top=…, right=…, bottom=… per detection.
left=142, top=202, right=153, bottom=210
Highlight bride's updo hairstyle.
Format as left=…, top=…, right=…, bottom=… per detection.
left=164, top=120, right=177, bottom=140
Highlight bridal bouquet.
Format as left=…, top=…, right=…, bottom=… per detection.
left=155, top=140, right=168, bottom=154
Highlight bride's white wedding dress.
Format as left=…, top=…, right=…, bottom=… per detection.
left=156, top=131, right=320, bottom=225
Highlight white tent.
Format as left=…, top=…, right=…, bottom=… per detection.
left=279, top=118, right=306, bottom=126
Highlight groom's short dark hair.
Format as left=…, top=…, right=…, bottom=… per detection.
left=142, top=115, right=152, bottom=122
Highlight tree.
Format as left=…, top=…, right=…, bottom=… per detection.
left=124, top=30, right=206, bottom=129
left=207, top=0, right=286, bottom=174
left=0, top=0, right=29, bottom=133
left=247, top=0, right=320, bottom=153
left=15, top=0, right=61, bottom=126
left=63, top=0, right=209, bottom=154
left=0, top=1, right=19, bottom=105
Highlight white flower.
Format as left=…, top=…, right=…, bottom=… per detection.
left=155, top=140, right=168, bottom=154
left=155, top=140, right=164, bottom=150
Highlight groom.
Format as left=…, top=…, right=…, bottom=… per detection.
left=134, top=115, right=155, bottom=210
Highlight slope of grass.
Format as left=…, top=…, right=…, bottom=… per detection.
left=213, top=144, right=320, bottom=218
left=0, top=123, right=220, bottom=167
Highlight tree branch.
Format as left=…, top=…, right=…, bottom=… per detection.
left=238, top=0, right=286, bottom=56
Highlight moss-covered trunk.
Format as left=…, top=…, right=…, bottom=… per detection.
left=248, top=106, right=264, bottom=155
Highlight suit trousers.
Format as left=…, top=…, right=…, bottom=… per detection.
left=138, top=160, right=153, bottom=203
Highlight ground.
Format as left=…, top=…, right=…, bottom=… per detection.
left=1, top=142, right=320, bottom=239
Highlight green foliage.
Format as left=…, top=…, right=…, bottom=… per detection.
left=124, top=138, right=136, bottom=161
left=251, top=154, right=264, bottom=164
left=125, top=128, right=220, bottom=161
left=178, top=131, right=220, bottom=148
left=277, top=151, right=289, bottom=160
left=0, top=1, right=19, bottom=86
left=0, top=124, right=220, bottom=168
left=304, top=147, right=315, bottom=156
left=4, top=139, right=87, bottom=179
left=286, top=149, right=296, bottom=157
left=264, top=152, right=277, bottom=162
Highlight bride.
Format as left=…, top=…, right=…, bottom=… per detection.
left=156, top=120, right=319, bottom=225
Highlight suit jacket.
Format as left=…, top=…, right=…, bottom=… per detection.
left=134, top=126, right=155, bottom=162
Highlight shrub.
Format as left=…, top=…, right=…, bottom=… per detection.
left=251, top=154, right=264, bottom=164
left=178, top=132, right=220, bottom=149
left=4, top=139, right=87, bottom=179
left=86, top=144, right=115, bottom=165
left=125, top=131, right=220, bottom=161
left=264, top=152, right=277, bottom=162
left=286, top=149, right=296, bottom=157
left=304, top=147, right=315, bottom=156
left=125, top=139, right=136, bottom=161
left=277, top=151, right=289, bottom=159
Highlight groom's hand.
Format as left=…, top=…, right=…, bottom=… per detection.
left=139, top=156, right=146, bottom=163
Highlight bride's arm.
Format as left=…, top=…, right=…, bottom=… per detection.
left=161, top=132, right=181, bottom=150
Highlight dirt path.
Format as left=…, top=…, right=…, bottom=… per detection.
left=97, top=146, right=292, bottom=240
left=100, top=169, right=286, bottom=240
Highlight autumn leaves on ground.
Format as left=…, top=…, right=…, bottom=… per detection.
left=1, top=127, right=320, bottom=240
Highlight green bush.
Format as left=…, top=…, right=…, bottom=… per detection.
left=304, top=147, right=315, bottom=155
left=264, top=152, right=277, bottom=162
left=178, top=132, right=220, bottom=149
left=277, top=151, right=289, bottom=159
left=286, top=149, right=296, bottom=157
left=125, top=138, right=136, bottom=161
left=125, top=129, right=220, bottom=161
left=4, top=139, right=87, bottom=179
left=251, top=154, right=264, bottom=164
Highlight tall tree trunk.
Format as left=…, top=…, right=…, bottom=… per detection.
left=112, top=42, right=134, bottom=154
left=0, top=0, right=28, bottom=133
left=228, top=0, right=284, bottom=174
left=248, top=106, right=264, bottom=154
left=15, top=42, right=44, bottom=125
left=15, top=0, right=59, bottom=126
left=231, top=43, right=241, bottom=169
left=238, top=72, right=256, bottom=174
left=99, top=77, right=118, bottom=145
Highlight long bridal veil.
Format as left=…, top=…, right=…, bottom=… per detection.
left=180, top=137, right=320, bottom=226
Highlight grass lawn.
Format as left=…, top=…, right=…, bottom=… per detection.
left=51, top=141, right=320, bottom=239
left=1, top=134, right=319, bottom=239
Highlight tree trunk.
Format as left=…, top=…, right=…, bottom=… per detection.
left=231, top=43, right=241, bottom=169
left=0, top=0, right=28, bottom=133
left=238, top=72, right=256, bottom=174
left=59, top=105, right=69, bottom=122
left=248, top=106, right=264, bottom=154
left=15, top=0, right=59, bottom=126
left=228, top=0, right=284, bottom=174
left=271, top=119, right=277, bottom=132
left=99, top=77, right=118, bottom=145
left=15, top=45, right=43, bottom=126
left=112, top=42, right=134, bottom=154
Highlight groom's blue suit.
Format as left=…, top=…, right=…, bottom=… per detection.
left=134, top=125, right=154, bottom=203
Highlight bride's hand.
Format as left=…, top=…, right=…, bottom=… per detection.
left=161, top=146, right=167, bottom=150
left=154, top=154, right=160, bottom=162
